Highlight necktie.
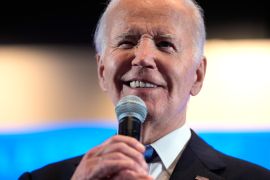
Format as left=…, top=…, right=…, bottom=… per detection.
left=144, top=145, right=158, bottom=163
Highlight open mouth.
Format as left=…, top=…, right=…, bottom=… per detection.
left=124, top=80, right=158, bottom=88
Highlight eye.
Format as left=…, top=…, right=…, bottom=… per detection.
left=118, top=41, right=136, bottom=49
left=156, top=41, right=176, bottom=52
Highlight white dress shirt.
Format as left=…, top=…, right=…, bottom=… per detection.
left=148, top=124, right=191, bottom=179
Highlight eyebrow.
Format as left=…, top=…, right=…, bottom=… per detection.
left=115, top=34, right=140, bottom=41
left=113, top=25, right=177, bottom=39
left=115, top=33, right=176, bottom=41
left=155, top=34, right=176, bottom=40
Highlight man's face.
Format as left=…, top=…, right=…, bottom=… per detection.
left=97, top=0, right=206, bottom=131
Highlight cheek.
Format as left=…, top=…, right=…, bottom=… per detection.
left=102, top=52, right=133, bottom=103
left=103, top=52, right=121, bottom=81
left=170, top=60, right=195, bottom=95
left=104, top=63, right=119, bottom=95
left=107, top=50, right=133, bottom=73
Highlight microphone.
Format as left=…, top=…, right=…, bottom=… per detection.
left=115, top=95, right=147, bottom=141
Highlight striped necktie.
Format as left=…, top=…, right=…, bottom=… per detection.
left=144, top=145, right=158, bottom=163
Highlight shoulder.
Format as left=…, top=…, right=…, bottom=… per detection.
left=189, top=131, right=270, bottom=179
left=19, top=155, right=83, bottom=180
left=218, top=151, right=270, bottom=179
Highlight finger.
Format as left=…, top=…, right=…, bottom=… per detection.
left=73, top=135, right=149, bottom=179
left=75, top=150, right=148, bottom=179
left=104, top=135, right=145, bottom=153
left=80, top=155, right=148, bottom=179
left=101, top=142, right=148, bottom=170
left=83, top=145, right=106, bottom=159
left=111, top=170, right=153, bottom=180
left=101, top=152, right=148, bottom=174
left=83, top=136, right=147, bottom=170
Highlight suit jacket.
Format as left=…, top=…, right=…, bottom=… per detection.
left=19, top=131, right=270, bottom=180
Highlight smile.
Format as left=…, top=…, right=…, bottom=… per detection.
left=129, top=80, right=158, bottom=88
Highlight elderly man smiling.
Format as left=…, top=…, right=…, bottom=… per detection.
left=20, top=0, right=270, bottom=179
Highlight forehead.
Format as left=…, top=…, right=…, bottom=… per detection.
left=106, top=0, right=193, bottom=36
left=109, top=0, right=189, bottom=14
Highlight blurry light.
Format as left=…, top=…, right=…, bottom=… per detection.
left=188, top=40, right=270, bottom=130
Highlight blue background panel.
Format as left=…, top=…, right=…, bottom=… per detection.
left=0, top=124, right=269, bottom=180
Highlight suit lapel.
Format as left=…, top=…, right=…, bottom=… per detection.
left=170, top=131, right=226, bottom=180
left=61, top=155, right=83, bottom=179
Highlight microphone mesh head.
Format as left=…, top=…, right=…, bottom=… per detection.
left=115, top=95, right=147, bottom=123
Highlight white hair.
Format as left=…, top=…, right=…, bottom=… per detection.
left=94, top=0, right=206, bottom=63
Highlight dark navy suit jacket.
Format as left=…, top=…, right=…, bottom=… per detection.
left=19, top=131, right=270, bottom=180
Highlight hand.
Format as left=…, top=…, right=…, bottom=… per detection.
left=111, top=170, right=153, bottom=180
left=71, top=135, right=152, bottom=180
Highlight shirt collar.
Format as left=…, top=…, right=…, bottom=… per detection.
left=150, top=124, right=191, bottom=169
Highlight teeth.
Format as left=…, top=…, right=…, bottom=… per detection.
left=145, top=82, right=156, bottom=88
left=130, top=81, right=136, bottom=88
left=129, top=81, right=157, bottom=88
left=136, top=81, right=140, bottom=87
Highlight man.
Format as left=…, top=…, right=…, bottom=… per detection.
left=20, top=0, right=270, bottom=179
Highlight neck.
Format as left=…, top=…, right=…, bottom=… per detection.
left=141, top=113, right=186, bottom=145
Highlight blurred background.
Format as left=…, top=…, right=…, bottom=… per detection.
left=0, top=0, right=270, bottom=179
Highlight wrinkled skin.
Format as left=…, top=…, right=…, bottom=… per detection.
left=72, top=0, right=206, bottom=179
left=71, top=135, right=150, bottom=180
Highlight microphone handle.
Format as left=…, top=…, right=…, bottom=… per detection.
left=118, top=117, right=141, bottom=141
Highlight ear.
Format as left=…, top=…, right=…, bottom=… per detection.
left=96, top=54, right=108, bottom=92
left=190, top=57, right=207, bottom=96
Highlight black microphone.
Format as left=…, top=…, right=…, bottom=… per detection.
left=115, top=95, right=147, bottom=141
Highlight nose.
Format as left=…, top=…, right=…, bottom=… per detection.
left=131, top=38, right=157, bottom=69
